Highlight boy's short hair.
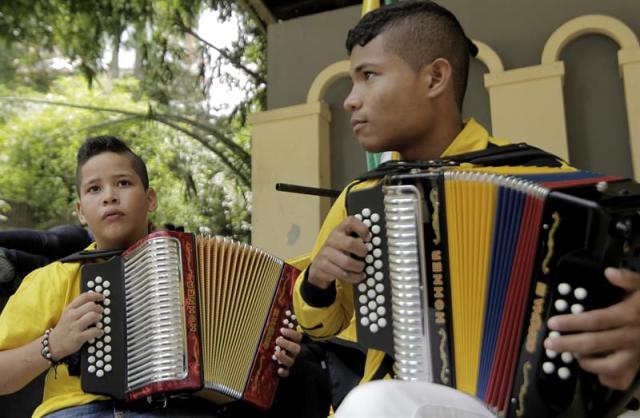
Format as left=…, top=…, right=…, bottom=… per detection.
left=346, top=0, right=478, bottom=110
left=75, top=135, right=149, bottom=193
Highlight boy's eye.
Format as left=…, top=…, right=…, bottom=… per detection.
left=118, top=179, right=132, bottom=187
left=86, top=185, right=100, bottom=193
left=364, top=71, right=375, bottom=80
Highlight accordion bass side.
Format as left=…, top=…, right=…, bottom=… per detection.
left=347, top=166, right=640, bottom=418
left=79, top=231, right=299, bottom=410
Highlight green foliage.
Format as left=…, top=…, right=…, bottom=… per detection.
left=0, top=77, right=250, bottom=241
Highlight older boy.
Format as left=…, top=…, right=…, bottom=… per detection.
left=0, top=136, right=301, bottom=417
left=293, top=1, right=640, bottom=415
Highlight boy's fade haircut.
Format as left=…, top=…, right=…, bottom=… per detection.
left=75, top=135, right=149, bottom=193
left=346, top=0, right=478, bottom=110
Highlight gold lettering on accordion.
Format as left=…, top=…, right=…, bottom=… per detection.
left=429, top=188, right=441, bottom=245
left=263, top=307, right=280, bottom=350
left=516, top=361, right=532, bottom=417
left=431, top=251, right=446, bottom=325
left=186, top=280, right=198, bottom=332
left=525, top=282, right=547, bottom=353
left=542, top=212, right=561, bottom=275
left=438, top=328, right=450, bottom=385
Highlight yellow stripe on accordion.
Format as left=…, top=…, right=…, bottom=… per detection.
left=445, top=173, right=498, bottom=395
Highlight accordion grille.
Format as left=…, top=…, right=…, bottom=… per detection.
left=196, top=236, right=284, bottom=398
left=124, top=236, right=188, bottom=391
left=383, top=184, right=431, bottom=382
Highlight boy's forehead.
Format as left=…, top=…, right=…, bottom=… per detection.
left=80, top=152, right=137, bottom=182
left=350, top=35, right=406, bottom=72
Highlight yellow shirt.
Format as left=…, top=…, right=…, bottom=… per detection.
left=0, top=244, right=108, bottom=418
left=293, top=118, right=544, bottom=382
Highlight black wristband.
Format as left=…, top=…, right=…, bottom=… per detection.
left=300, top=268, right=337, bottom=308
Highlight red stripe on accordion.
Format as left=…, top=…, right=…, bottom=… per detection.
left=243, top=263, right=299, bottom=410
left=485, top=195, right=545, bottom=411
left=540, top=175, right=621, bottom=189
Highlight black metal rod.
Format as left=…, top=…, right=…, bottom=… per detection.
left=275, top=183, right=341, bottom=198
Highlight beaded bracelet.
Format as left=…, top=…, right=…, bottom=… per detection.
left=40, top=328, right=63, bottom=376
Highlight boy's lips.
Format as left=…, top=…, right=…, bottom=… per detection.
left=102, top=209, right=125, bottom=221
left=351, top=118, right=367, bottom=133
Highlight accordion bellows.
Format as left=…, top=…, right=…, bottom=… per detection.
left=80, top=232, right=298, bottom=410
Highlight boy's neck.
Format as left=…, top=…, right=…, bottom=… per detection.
left=401, top=114, right=464, bottom=161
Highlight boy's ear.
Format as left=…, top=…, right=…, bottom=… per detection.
left=424, top=58, right=453, bottom=100
left=146, top=187, right=158, bottom=212
left=76, top=199, right=87, bottom=225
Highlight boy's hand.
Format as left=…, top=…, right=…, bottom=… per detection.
left=544, top=268, right=640, bottom=390
left=274, top=328, right=303, bottom=378
left=308, top=216, right=370, bottom=289
left=48, top=292, right=105, bottom=361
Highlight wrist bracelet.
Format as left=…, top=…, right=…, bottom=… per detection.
left=41, top=328, right=63, bottom=376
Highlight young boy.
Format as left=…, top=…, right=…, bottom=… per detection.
left=0, top=136, right=301, bottom=417
left=293, top=1, right=640, bottom=416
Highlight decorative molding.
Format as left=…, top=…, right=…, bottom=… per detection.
left=306, top=60, right=351, bottom=103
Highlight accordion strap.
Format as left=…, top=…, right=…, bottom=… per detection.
left=59, top=248, right=124, bottom=263
left=353, top=143, right=564, bottom=183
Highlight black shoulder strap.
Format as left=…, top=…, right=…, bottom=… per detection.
left=353, top=142, right=564, bottom=184
left=59, top=248, right=124, bottom=263
left=371, top=353, right=396, bottom=380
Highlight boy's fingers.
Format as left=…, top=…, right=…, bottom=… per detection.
left=68, top=291, right=104, bottom=309
left=545, top=327, right=634, bottom=355
left=275, top=349, right=295, bottom=368
left=276, top=334, right=301, bottom=357
left=547, top=301, right=630, bottom=333
left=277, top=367, right=290, bottom=378
left=605, top=268, right=640, bottom=292
left=341, top=216, right=371, bottom=242
left=279, top=327, right=303, bottom=343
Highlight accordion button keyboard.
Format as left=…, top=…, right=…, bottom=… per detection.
left=554, top=299, right=568, bottom=312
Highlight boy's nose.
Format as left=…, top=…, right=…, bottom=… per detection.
left=343, top=87, right=362, bottom=112
left=102, top=188, right=119, bottom=204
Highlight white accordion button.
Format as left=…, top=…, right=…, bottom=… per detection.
left=554, top=299, right=568, bottom=312
left=545, top=349, right=557, bottom=359
left=366, top=266, right=374, bottom=275
left=96, top=350, right=103, bottom=358
left=561, top=352, right=573, bottom=363
left=282, top=319, right=289, bottom=326
left=103, top=289, right=111, bottom=297
left=104, top=345, right=112, bottom=353
left=366, top=243, right=373, bottom=252
left=570, top=304, right=584, bottom=314
left=367, top=289, right=376, bottom=299
left=369, top=312, right=378, bottom=322
left=363, top=219, right=372, bottom=228
left=372, top=237, right=382, bottom=246
left=377, top=306, right=386, bottom=316
left=371, top=213, right=380, bottom=222
left=369, top=323, right=379, bottom=333
left=95, top=276, right=103, bottom=284
left=87, top=281, right=95, bottom=289
left=104, top=308, right=111, bottom=315
left=104, top=317, right=111, bottom=325
left=96, top=341, right=104, bottom=349
left=360, top=306, right=369, bottom=315
left=374, top=272, right=383, bottom=281
left=362, top=208, right=371, bottom=218
left=105, top=354, right=112, bottom=362
left=96, top=322, right=103, bottom=329
left=371, top=225, right=381, bottom=235
left=366, top=278, right=375, bottom=287
left=375, top=283, right=384, bottom=293
left=358, top=284, right=367, bottom=293
left=88, top=346, right=95, bottom=354
left=103, top=298, right=111, bottom=307
left=88, top=355, right=96, bottom=363
left=548, top=331, right=560, bottom=339
left=368, top=301, right=377, bottom=310
left=373, top=248, right=382, bottom=258
left=557, top=283, right=571, bottom=295
left=365, top=255, right=374, bottom=264
left=105, top=364, right=112, bottom=372
left=574, top=288, right=587, bottom=301
left=88, top=365, right=96, bottom=373
left=376, top=295, right=385, bottom=305
left=378, top=318, right=387, bottom=328
left=104, top=326, right=111, bottom=334
left=558, top=367, right=571, bottom=380
left=359, top=295, right=367, bottom=304
left=360, top=317, right=370, bottom=327
left=542, top=362, right=555, bottom=374
left=103, top=280, right=110, bottom=288
left=97, top=360, right=104, bottom=368
left=373, top=260, right=383, bottom=269
left=95, top=285, right=103, bottom=293
left=355, top=214, right=363, bottom=220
